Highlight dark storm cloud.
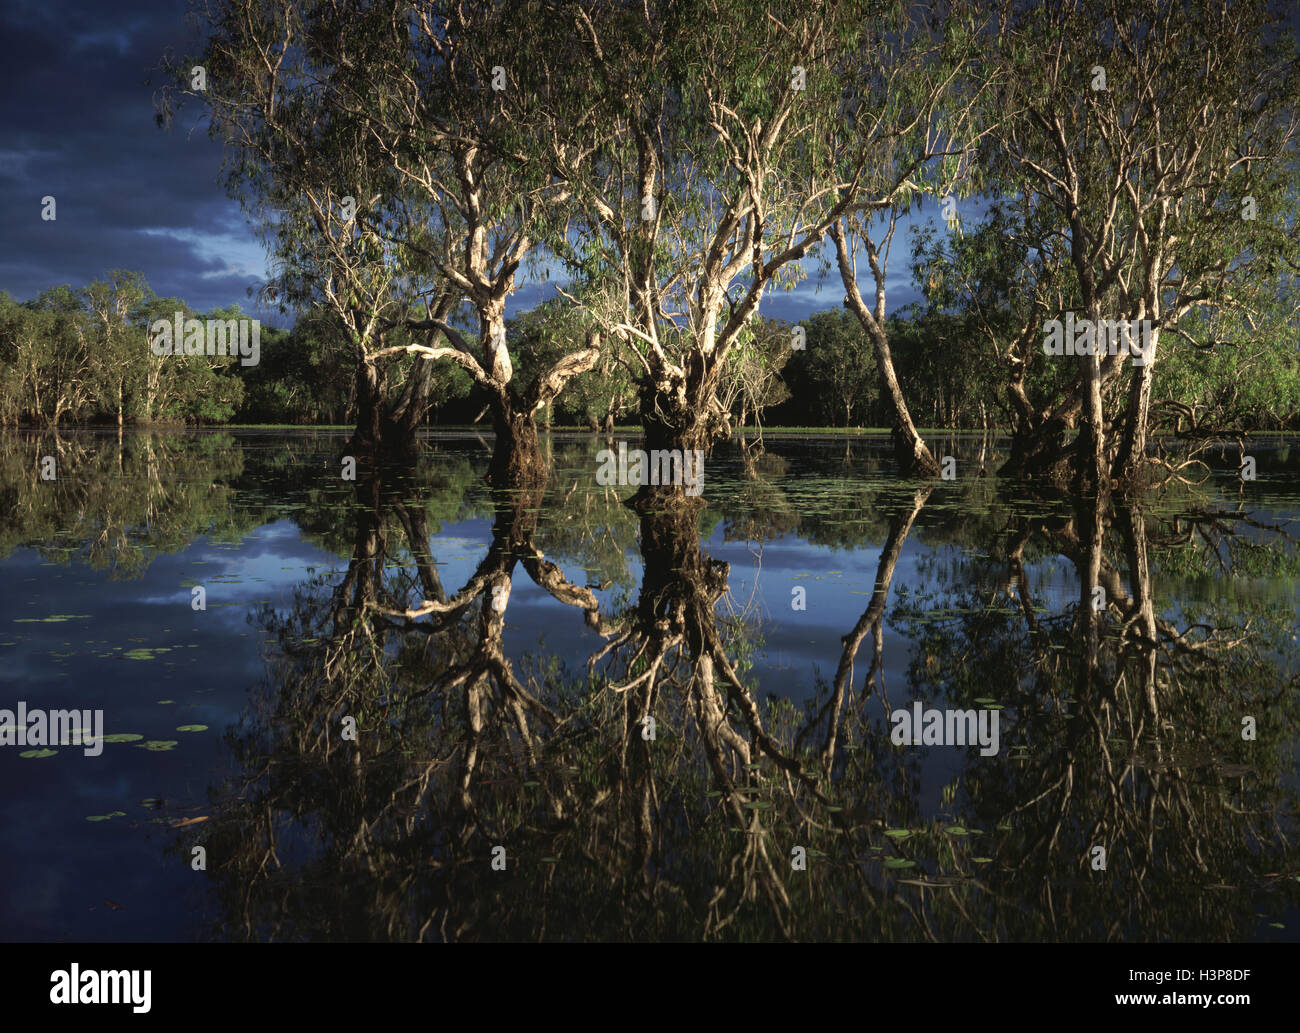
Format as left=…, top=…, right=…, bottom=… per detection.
left=0, top=0, right=912, bottom=330
left=0, top=0, right=277, bottom=321
left=0, top=1, right=1012, bottom=329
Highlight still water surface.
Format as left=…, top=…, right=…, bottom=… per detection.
left=2, top=429, right=1297, bottom=940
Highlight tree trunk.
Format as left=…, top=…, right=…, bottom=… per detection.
left=831, top=220, right=938, bottom=476
left=1002, top=412, right=1075, bottom=483
left=482, top=307, right=512, bottom=386
left=639, top=355, right=730, bottom=457
left=390, top=295, right=456, bottom=444
left=1112, top=329, right=1157, bottom=485
left=345, top=359, right=384, bottom=456
left=489, top=404, right=545, bottom=492
left=388, top=353, right=434, bottom=440
left=1075, top=341, right=1106, bottom=495
left=874, top=331, right=940, bottom=476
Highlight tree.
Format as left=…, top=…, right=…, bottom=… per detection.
left=910, top=199, right=1074, bottom=436
left=24, top=286, right=95, bottom=428
left=507, top=297, right=631, bottom=430
left=162, top=2, right=439, bottom=451
left=825, top=0, right=996, bottom=475
left=718, top=315, right=794, bottom=434
left=82, top=271, right=153, bottom=430
left=788, top=310, right=875, bottom=428
left=364, top=1, right=604, bottom=474
left=552, top=0, right=891, bottom=461
left=972, top=0, right=1300, bottom=489
left=0, top=292, right=26, bottom=426
left=162, top=0, right=601, bottom=477
left=236, top=307, right=361, bottom=425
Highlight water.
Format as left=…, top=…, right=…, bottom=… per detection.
left=1, top=429, right=1297, bottom=941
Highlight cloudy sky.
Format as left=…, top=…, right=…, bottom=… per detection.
left=0, top=1, right=277, bottom=316
left=0, top=0, right=987, bottom=328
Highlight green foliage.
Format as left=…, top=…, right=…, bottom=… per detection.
left=234, top=308, right=353, bottom=424
left=0, top=274, right=247, bottom=427
left=779, top=310, right=875, bottom=427
left=1154, top=308, right=1300, bottom=432
left=506, top=298, right=633, bottom=429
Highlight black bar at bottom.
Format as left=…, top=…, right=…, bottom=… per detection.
left=0, top=941, right=1290, bottom=1020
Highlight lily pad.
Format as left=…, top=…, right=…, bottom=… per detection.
left=19, top=749, right=57, bottom=759
left=884, top=857, right=917, bottom=869
left=86, top=811, right=127, bottom=822
left=103, top=733, right=144, bottom=743
left=971, top=856, right=994, bottom=864
left=884, top=828, right=912, bottom=839
left=176, top=725, right=208, bottom=733
left=123, top=647, right=171, bottom=660
left=945, top=826, right=970, bottom=835
left=139, top=740, right=179, bottom=751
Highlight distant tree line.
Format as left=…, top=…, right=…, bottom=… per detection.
left=4, top=268, right=1296, bottom=435
left=0, top=272, right=244, bottom=428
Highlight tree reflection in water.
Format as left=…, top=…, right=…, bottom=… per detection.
left=191, top=442, right=1299, bottom=941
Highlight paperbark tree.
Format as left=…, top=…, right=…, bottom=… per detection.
left=975, top=0, right=1300, bottom=490
left=82, top=271, right=152, bottom=432
left=824, top=1, right=999, bottom=477
left=552, top=0, right=901, bottom=458
left=364, top=1, right=607, bottom=481
left=161, top=0, right=601, bottom=477
left=25, top=287, right=96, bottom=428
